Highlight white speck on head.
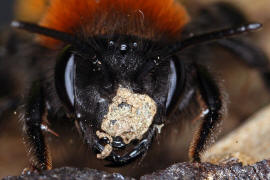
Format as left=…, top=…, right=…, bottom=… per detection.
left=133, top=42, right=138, bottom=47
left=120, top=44, right=127, bottom=51
left=11, top=21, right=20, bottom=28
left=76, top=113, right=82, bottom=118
left=109, top=40, right=114, bottom=46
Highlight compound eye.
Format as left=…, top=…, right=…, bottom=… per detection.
left=55, top=48, right=76, bottom=111
left=65, top=54, right=75, bottom=105
left=166, top=60, right=177, bottom=108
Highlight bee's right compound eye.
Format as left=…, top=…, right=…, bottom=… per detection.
left=64, top=54, right=75, bottom=106
left=55, top=48, right=76, bottom=111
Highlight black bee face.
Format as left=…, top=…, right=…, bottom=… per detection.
left=58, top=36, right=173, bottom=163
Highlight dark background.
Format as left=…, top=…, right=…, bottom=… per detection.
left=0, top=1, right=15, bottom=26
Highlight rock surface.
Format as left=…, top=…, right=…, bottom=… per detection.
left=202, top=105, right=270, bottom=165
left=141, top=160, right=270, bottom=180
left=3, top=160, right=270, bottom=180
left=3, top=167, right=134, bottom=180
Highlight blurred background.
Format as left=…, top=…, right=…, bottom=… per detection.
left=0, top=1, right=15, bottom=26
left=0, top=0, right=270, bottom=178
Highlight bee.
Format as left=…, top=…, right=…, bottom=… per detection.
left=3, top=0, right=269, bottom=172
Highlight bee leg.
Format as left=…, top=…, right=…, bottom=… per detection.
left=189, top=64, right=223, bottom=162
left=22, top=81, right=52, bottom=171
left=216, top=38, right=270, bottom=89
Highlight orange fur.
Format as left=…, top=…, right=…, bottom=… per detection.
left=38, top=0, right=189, bottom=48
left=14, top=0, right=50, bottom=23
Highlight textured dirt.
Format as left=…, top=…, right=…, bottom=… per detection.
left=3, top=167, right=134, bottom=180
left=3, top=160, right=270, bottom=180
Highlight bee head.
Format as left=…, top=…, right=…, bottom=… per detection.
left=12, top=20, right=261, bottom=164
left=55, top=34, right=172, bottom=162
